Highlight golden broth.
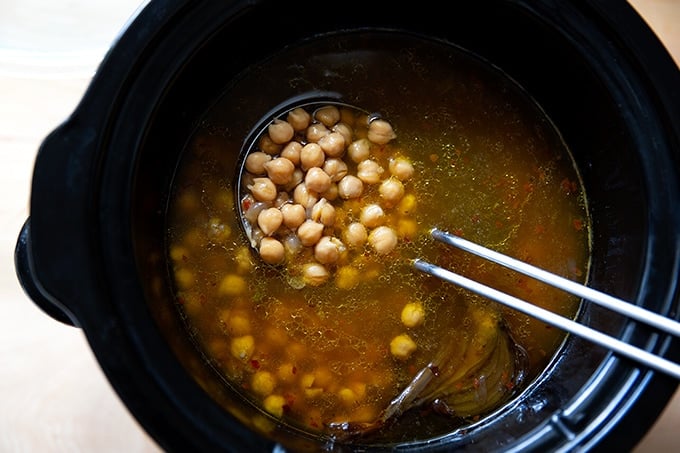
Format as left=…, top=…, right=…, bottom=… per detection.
left=165, top=31, right=590, bottom=443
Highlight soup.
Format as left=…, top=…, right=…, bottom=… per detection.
left=165, top=31, right=590, bottom=444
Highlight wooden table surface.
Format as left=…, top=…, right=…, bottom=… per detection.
left=1, top=1, right=678, bottom=452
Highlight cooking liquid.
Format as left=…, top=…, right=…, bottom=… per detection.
left=165, top=31, right=590, bottom=443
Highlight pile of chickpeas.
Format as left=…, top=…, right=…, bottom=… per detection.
left=239, top=103, right=415, bottom=286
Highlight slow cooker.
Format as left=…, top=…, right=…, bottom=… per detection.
left=14, top=0, right=680, bottom=451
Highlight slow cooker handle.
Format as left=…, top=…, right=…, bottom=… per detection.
left=13, top=113, right=105, bottom=329
left=15, top=218, right=77, bottom=326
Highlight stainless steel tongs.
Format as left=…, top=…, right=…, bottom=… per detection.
left=413, top=228, right=680, bottom=380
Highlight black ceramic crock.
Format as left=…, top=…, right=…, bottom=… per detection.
left=14, top=0, right=680, bottom=451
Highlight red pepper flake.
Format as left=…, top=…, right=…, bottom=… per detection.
left=250, top=359, right=260, bottom=369
left=291, top=366, right=297, bottom=375
left=453, top=228, right=464, bottom=237
left=516, top=277, right=533, bottom=294
left=570, top=264, right=583, bottom=278
left=523, top=182, right=534, bottom=193
left=560, top=178, right=578, bottom=195
left=572, top=218, right=584, bottom=231
left=501, top=371, right=515, bottom=390
left=242, top=198, right=252, bottom=211
left=177, top=296, right=185, bottom=305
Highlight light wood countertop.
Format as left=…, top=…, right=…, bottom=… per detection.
left=0, top=1, right=677, bottom=451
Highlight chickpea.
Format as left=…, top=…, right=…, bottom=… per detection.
left=389, top=157, right=415, bottom=181
left=259, top=237, right=285, bottom=264
left=258, top=134, right=282, bottom=155
left=223, top=309, right=251, bottom=336
left=357, top=159, right=384, bottom=184
left=397, top=193, right=417, bottom=216
left=337, top=175, right=364, bottom=199
left=297, top=220, right=324, bottom=246
left=397, top=218, right=418, bottom=240
left=174, top=267, right=194, bottom=290
left=310, top=198, right=336, bottom=226
left=280, top=203, right=306, bottom=229
left=305, top=167, right=332, bottom=194
left=368, top=226, right=398, bottom=255
left=245, top=151, right=272, bottom=175
left=347, top=138, right=371, bottom=163
left=314, top=105, right=341, bottom=126
left=338, top=387, right=362, bottom=407
left=368, top=118, right=397, bottom=145
left=343, top=222, right=368, bottom=248
left=401, top=302, right=425, bottom=328
left=287, top=107, right=311, bottom=131
left=264, top=157, right=295, bottom=185
left=277, top=363, right=297, bottom=383
left=335, top=265, right=360, bottom=290
left=302, top=381, right=323, bottom=398
left=306, top=122, right=330, bottom=143
left=300, top=143, right=325, bottom=170
left=314, top=236, right=343, bottom=264
left=379, top=177, right=405, bottom=206
left=263, top=394, right=286, bottom=418
left=268, top=118, right=295, bottom=144
left=169, top=245, right=188, bottom=263
left=302, top=262, right=329, bottom=286
left=257, top=207, right=283, bottom=236
left=251, top=371, right=276, bottom=396
left=231, top=335, right=255, bottom=360
left=360, top=204, right=385, bottom=228
left=235, top=246, right=253, bottom=274
left=219, top=274, right=247, bottom=296
left=318, top=131, right=346, bottom=157
left=390, top=334, right=417, bottom=360
left=332, top=122, right=353, bottom=145
left=280, top=141, right=302, bottom=166
left=293, top=182, right=319, bottom=209
left=248, top=177, right=277, bottom=202
left=323, top=158, right=348, bottom=182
